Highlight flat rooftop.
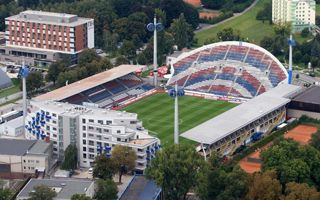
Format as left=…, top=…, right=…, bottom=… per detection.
left=29, top=100, right=138, bottom=119
left=36, top=65, right=145, bottom=101
left=181, top=84, right=302, bottom=145
left=17, top=179, right=93, bottom=200
left=0, top=139, right=36, bottom=156
left=6, top=10, right=92, bottom=27
left=291, top=86, right=320, bottom=105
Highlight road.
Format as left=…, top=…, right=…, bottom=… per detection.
left=195, top=0, right=259, bottom=33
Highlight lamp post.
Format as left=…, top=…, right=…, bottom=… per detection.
left=147, top=15, right=164, bottom=87
left=18, top=62, right=29, bottom=136
left=168, top=84, right=185, bottom=144
left=288, top=34, right=296, bottom=84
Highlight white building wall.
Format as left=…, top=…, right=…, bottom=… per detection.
left=87, top=20, right=94, bottom=49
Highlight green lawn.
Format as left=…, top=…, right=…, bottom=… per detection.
left=196, top=0, right=275, bottom=46
left=122, top=93, right=236, bottom=147
left=0, top=79, right=21, bottom=98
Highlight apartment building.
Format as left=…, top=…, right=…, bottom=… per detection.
left=272, top=0, right=316, bottom=32
left=25, top=101, right=160, bottom=172
left=1, top=10, right=94, bottom=66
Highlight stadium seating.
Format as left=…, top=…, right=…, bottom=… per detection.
left=64, top=94, right=88, bottom=105
left=169, top=42, right=287, bottom=98
left=102, top=80, right=126, bottom=94
left=119, top=74, right=144, bottom=88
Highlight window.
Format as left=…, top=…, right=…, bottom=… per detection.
left=98, top=120, right=103, bottom=124
left=82, top=119, right=86, bottom=123
left=83, top=147, right=86, bottom=151
left=106, top=120, right=112, bottom=125
left=83, top=140, right=86, bottom=145
left=36, top=160, right=39, bottom=163
left=52, top=113, right=57, bottom=117
left=83, top=126, right=86, bottom=131
left=83, top=133, right=86, bottom=137
left=117, top=138, right=121, bottom=142
left=89, top=119, right=94, bottom=123
left=88, top=140, right=94, bottom=146
left=89, top=148, right=94, bottom=153
left=117, top=130, right=121, bottom=134
left=83, top=153, right=87, bottom=159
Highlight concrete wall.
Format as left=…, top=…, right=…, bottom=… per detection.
left=0, top=154, right=23, bottom=173
left=22, top=155, right=48, bottom=174
left=288, top=109, right=320, bottom=120
left=0, top=92, right=22, bottom=105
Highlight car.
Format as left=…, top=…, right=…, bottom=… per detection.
left=88, top=167, right=93, bottom=174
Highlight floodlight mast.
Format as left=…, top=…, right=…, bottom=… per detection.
left=168, top=84, right=185, bottom=144
left=20, top=61, right=29, bottom=136
left=174, top=84, right=179, bottom=144
left=288, top=34, right=294, bottom=84
left=153, top=16, right=158, bottom=87
left=147, top=14, right=163, bottom=87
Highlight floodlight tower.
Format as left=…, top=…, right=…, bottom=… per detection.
left=168, top=84, right=185, bottom=144
left=18, top=62, right=29, bottom=135
left=288, top=34, right=296, bottom=84
left=147, top=15, right=164, bottom=87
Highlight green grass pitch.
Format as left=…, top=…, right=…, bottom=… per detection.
left=121, top=93, right=237, bottom=147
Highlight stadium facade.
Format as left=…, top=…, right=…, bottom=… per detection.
left=2, top=10, right=94, bottom=66
left=168, top=41, right=288, bottom=99
left=272, top=0, right=316, bottom=32
left=182, top=84, right=302, bottom=156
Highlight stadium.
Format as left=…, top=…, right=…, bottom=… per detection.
left=33, top=41, right=308, bottom=157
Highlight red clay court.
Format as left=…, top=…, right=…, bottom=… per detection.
left=239, top=125, right=318, bottom=173
left=284, top=125, right=317, bottom=144
left=184, top=0, right=201, bottom=7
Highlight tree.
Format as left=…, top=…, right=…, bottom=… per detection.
left=281, top=182, right=320, bottom=200
left=115, top=56, right=129, bottom=66
left=217, top=28, right=241, bottom=41
left=310, top=131, right=320, bottom=151
left=78, top=49, right=100, bottom=67
left=61, top=144, right=78, bottom=170
left=0, top=188, right=12, bottom=200
left=246, top=170, right=282, bottom=200
left=111, top=145, right=137, bottom=183
left=146, top=144, right=206, bottom=200
left=26, top=72, right=44, bottom=93
left=28, top=185, right=56, bottom=200
left=120, top=40, right=136, bottom=59
left=256, top=2, right=272, bottom=23
left=46, top=60, right=68, bottom=85
left=71, top=194, right=92, bottom=200
left=301, top=28, right=310, bottom=38
left=95, top=179, right=118, bottom=200
left=197, top=165, right=248, bottom=200
left=93, top=155, right=116, bottom=180
left=169, top=14, right=194, bottom=50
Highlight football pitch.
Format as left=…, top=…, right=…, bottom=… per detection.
left=121, top=93, right=237, bottom=147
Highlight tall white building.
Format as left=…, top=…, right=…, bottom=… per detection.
left=25, top=101, right=160, bottom=172
left=272, top=0, right=316, bottom=32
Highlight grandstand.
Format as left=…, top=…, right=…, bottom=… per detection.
left=181, top=84, right=302, bottom=156
left=36, top=65, right=155, bottom=108
left=168, top=41, right=288, bottom=99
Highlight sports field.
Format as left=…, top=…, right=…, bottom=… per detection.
left=121, top=93, right=236, bottom=147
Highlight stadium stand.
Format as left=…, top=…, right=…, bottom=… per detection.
left=36, top=65, right=155, bottom=108
left=182, top=84, right=302, bottom=156
left=168, top=41, right=288, bottom=99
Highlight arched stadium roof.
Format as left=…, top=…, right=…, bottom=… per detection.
left=0, top=69, right=12, bottom=90
left=168, top=41, right=288, bottom=98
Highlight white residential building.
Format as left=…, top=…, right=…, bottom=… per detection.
left=25, top=101, right=160, bottom=172
left=272, top=0, right=316, bottom=32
